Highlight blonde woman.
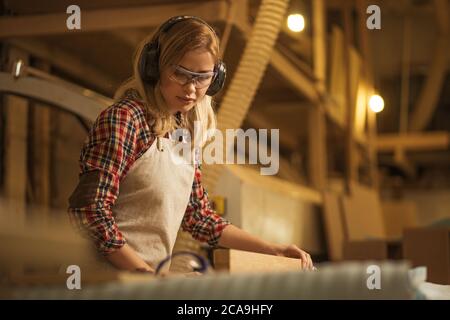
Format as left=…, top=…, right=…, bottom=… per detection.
left=68, top=16, right=314, bottom=274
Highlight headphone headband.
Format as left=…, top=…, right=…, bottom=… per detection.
left=139, top=15, right=226, bottom=96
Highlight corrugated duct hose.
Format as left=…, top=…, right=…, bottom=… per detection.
left=202, top=0, right=290, bottom=190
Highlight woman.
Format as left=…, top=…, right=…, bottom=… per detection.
left=68, top=16, right=314, bottom=274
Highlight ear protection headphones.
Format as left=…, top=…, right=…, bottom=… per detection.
left=139, top=15, right=227, bottom=96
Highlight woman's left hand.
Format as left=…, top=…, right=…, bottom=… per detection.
left=274, top=244, right=315, bottom=270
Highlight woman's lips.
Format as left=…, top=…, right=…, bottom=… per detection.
left=177, top=96, right=195, bottom=104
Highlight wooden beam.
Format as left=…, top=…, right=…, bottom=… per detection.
left=0, top=72, right=107, bottom=122
left=30, top=60, right=51, bottom=223
left=227, top=165, right=322, bottom=205
left=409, top=0, right=449, bottom=131
left=308, top=104, right=327, bottom=189
left=409, top=35, right=449, bottom=132
left=343, top=2, right=358, bottom=186
left=246, top=110, right=298, bottom=151
left=0, top=1, right=229, bottom=38
left=356, top=0, right=379, bottom=189
left=377, top=132, right=450, bottom=152
left=3, top=47, right=29, bottom=227
left=112, top=29, right=148, bottom=48
left=312, top=0, right=326, bottom=94
left=393, top=148, right=416, bottom=179
left=270, top=50, right=320, bottom=103
left=329, top=27, right=347, bottom=125
left=7, top=39, right=116, bottom=94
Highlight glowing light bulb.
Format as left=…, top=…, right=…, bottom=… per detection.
left=369, top=94, right=384, bottom=113
left=287, top=14, right=305, bottom=32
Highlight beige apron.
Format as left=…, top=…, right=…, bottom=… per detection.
left=110, top=133, right=195, bottom=271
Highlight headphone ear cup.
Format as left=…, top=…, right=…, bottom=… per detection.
left=139, top=42, right=160, bottom=85
left=206, top=61, right=226, bottom=96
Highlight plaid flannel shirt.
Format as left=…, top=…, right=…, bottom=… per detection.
left=67, top=95, right=230, bottom=255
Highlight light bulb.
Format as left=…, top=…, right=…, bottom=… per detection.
left=369, top=94, right=384, bottom=113
left=287, top=14, right=305, bottom=32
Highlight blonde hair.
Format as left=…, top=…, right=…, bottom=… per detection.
left=114, top=18, right=219, bottom=147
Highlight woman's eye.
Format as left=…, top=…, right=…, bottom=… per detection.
left=174, top=70, right=189, bottom=80
left=197, top=75, right=212, bottom=83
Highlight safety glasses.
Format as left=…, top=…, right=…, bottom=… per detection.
left=168, top=65, right=216, bottom=89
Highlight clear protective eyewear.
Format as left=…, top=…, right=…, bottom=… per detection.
left=169, top=65, right=216, bottom=89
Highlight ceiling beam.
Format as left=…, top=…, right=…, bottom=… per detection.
left=6, top=39, right=117, bottom=94
left=246, top=110, right=299, bottom=151
left=409, top=0, right=449, bottom=131
left=377, top=131, right=450, bottom=152
left=0, top=0, right=229, bottom=38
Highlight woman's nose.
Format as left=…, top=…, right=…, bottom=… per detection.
left=184, top=80, right=196, bottom=94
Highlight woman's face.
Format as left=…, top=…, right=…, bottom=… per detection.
left=160, top=48, right=215, bottom=115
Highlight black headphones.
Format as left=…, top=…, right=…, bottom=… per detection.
left=139, top=15, right=227, bottom=96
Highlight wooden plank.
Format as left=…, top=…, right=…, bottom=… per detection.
left=409, top=0, right=449, bottom=131
left=381, top=201, right=418, bottom=239
left=0, top=1, right=229, bottom=38
left=343, top=2, right=358, bottom=184
left=270, top=50, right=320, bottom=103
left=30, top=60, right=51, bottom=222
left=214, top=249, right=303, bottom=273
left=323, top=191, right=346, bottom=261
left=342, top=182, right=386, bottom=241
left=350, top=49, right=363, bottom=136
left=246, top=110, right=298, bottom=150
left=308, top=104, right=327, bottom=189
left=227, top=165, right=323, bottom=205
left=312, top=0, right=326, bottom=94
left=7, top=39, right=116, bottom=94
left=376, top=132, right=450, bottom=151
left=3, top=47, right=28, bottom=227
left=329, top=27, right=347, bottom=124
left=409, top=35, right=449, bottom=131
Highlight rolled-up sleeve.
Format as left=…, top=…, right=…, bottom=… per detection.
left=181, top=164, right=231, bottom=247
left=68, top=104, right=139, bottom=255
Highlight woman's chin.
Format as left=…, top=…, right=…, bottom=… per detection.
left=178, top=102, right=196, bottom=112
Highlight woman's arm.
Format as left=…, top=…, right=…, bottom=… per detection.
left=182, top=165, right=314, bottom=270
left=105, top=243, right=154, bottom=272
left=68, top=101, right=155, bottom=269
left=218, top=224, right=314, bottom=270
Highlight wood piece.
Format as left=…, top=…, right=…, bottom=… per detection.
left=0, top=1, right=229, bottom=37
left=409, top=0, right=449, bottom=131
left=342, top=182, right=386, bottom=241
left=343, top=2, right=358, bottom=184
left=329, top=26, right=346, bottom=124
left=308, top=104, right=327, bottom=189
left=312, top=0, right=326, bottom=94
left=30, top=60, right=51, bottom=222
left=227, top=165, right=322, bottom=204
left=381, top=200, right=418, bottom=239
left=7, top=39, right=116, bottom=94
left=3, top=47, right=28, bottom=227
left=270, top=50, right=320, bottom=103
left=376, top=131, right=450, bottom=151
left=214, top=249, right=302, bottom=273
left=322, top=191, right=346, bottom=261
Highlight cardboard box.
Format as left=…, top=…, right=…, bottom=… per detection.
left=403, top=227, right=450, bottom=285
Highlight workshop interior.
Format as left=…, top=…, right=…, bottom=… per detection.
left=0, top=0, right=449, bottom=300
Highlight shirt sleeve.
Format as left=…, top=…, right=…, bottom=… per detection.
left=67, top=104, right=140, bottom=255
left=181, top=164, right=232, bottom=247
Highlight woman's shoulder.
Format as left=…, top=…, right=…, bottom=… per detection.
left=96, top=94, right=147, bottom=128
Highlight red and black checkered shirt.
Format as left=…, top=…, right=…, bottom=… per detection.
left=67, top=95, right=231, bottom=255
